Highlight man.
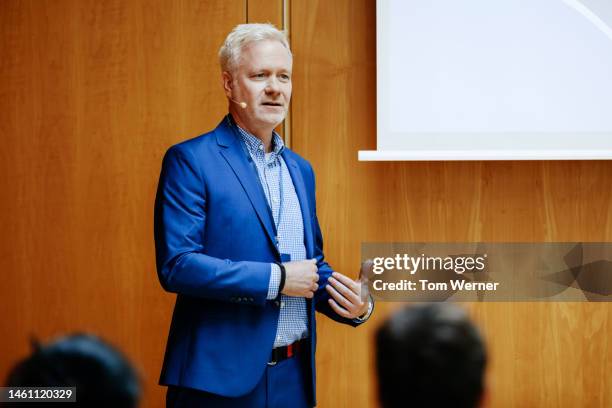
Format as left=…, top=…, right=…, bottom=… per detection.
left=154, top=23, right=373, bottom=407
left=376, top=303, right=487, bottom=408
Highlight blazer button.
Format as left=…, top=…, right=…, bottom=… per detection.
left=249, top=297, right=254, bottom=302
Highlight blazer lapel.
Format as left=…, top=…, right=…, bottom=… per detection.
left=283, top=153, right=315, bottom=258
left=216, top=120, right=279, bottom=253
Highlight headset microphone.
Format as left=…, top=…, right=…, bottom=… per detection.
left=230, top=98, right=247, bottom=109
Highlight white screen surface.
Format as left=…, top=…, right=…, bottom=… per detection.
left=362, top=0, right=612, bottom=160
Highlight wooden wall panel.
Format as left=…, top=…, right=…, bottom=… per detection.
left=290, top=0, right=612, bottom=407
left=0, top=1, right=245, bottom=406
left=247, top=0, right=283, bottom=26
left=290, top=1, right=381, bottom=406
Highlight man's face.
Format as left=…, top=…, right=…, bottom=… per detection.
left=224, top=39, right=292, bottom=133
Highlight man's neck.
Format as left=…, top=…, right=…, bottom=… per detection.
left=229, top=110, right=274, bottom=153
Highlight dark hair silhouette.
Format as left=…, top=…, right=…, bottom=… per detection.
left=5, top=333, right=140, bottom=407
left=376, top=304, right=487, bottom=408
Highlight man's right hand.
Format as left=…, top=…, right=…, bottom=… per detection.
left=281, top=259, right=319, bottom=298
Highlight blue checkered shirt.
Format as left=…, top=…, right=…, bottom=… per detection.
left=232, top=119, right=309, bottom=348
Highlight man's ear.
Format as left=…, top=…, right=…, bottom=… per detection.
left=222, top=71, right=233, bottom=98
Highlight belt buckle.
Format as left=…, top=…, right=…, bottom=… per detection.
left=268, top=347, right=279, bottom=366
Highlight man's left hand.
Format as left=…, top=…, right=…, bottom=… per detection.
left=325, top=272, right=369, bottom=319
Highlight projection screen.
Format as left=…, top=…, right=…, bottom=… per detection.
left=359, top=0, right=612, bottom=160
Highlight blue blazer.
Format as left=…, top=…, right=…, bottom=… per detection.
left=154, top=117, right=359, bottom=401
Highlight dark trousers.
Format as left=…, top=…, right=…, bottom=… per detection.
left=165, top=352, right=312, bottom=408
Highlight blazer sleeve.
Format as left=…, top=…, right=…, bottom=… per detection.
left=304, top=163, right=363, bottom=327
left=154, top=145, right=271, bottom=305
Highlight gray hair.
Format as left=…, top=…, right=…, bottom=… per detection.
left=219, top=23, right=292, bottom=73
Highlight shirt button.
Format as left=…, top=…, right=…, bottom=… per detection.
left=259, top=145, right=264, bottom=150
left=280, top=301, right=285, bottom=308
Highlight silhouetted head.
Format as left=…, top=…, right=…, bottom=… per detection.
left=376, top=303, right=487, bottom=408
left=5, top=333, right=140, bottom=407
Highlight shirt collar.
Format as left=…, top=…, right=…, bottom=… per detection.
left=227, top=114, right=284, bottom=158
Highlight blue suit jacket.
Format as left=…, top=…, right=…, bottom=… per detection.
left=154, top=117, right=359, bottom=401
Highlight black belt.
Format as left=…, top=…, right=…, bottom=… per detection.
left=268, top=339, right=307, bottom=366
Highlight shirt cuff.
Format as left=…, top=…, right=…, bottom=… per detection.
left=267, top=263, right=281, bottom=300
left=353, top=294, right=374, bottom=323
